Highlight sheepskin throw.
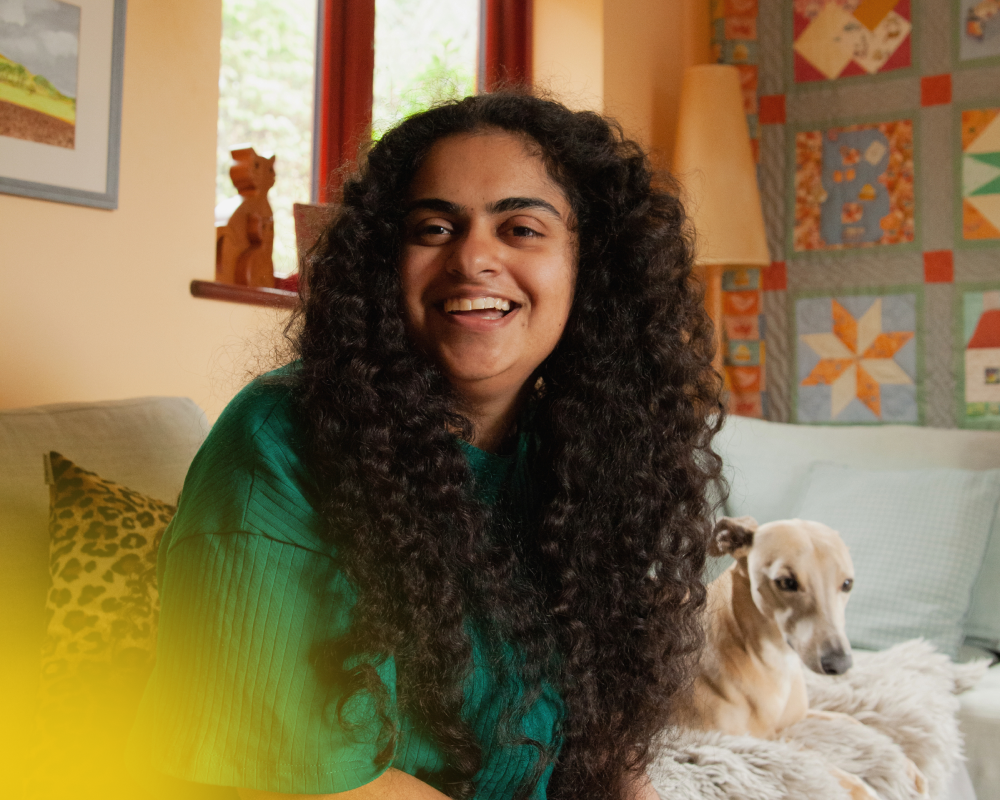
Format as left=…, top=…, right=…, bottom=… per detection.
left=648, top=640, right=988, bottom=800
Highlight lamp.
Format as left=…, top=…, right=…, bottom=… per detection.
left=672, top=64, right=770, bottom=369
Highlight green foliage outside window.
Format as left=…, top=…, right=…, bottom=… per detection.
left=217, top=0, right=316, bottom=278
left=372, top=0, right=478, bottom=138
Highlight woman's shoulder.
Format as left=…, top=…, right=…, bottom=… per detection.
left=166, top=363, right=331, bottom=557
left=211, top=362, right=302, bottom=442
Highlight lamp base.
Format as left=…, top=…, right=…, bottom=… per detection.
left=694, top=262, right=725, bottom=376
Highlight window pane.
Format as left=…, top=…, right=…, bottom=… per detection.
left=217, top=0, right=318, bottom=278
left=372, top=0, right=479, bottom=139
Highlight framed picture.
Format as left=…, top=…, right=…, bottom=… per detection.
left=0, top=0, right=126, bottom=210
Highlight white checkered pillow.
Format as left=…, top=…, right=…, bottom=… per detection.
left=793, top=462, right=1000, bottom=657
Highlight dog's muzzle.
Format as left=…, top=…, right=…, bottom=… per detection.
left=820, top=648, right=853, bottom=675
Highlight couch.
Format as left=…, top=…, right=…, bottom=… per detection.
left=1, top=397, right=997, bottom=798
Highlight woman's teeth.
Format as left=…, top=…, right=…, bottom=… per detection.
left=444, top=297, right=511, bottom=313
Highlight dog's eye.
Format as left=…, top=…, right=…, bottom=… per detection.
left=775, top=575, right=799, bottom=592
left=841, top=578, right=854, bottom=592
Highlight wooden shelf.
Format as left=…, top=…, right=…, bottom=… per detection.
left=190, top=279, right=299, bottom=309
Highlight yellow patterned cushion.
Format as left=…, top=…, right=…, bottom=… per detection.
left=24, top=452, right=174, bottom=800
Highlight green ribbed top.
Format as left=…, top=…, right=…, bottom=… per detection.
left=128, top=372, right=562, bottom=798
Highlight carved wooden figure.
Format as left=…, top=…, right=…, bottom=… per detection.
left=215, top=146, right=276, bottom=288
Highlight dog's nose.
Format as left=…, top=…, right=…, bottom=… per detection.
left=820, top=649, right=852, bottom=675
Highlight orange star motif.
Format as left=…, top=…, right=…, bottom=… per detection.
left=800, top=299, right=913, bottom=418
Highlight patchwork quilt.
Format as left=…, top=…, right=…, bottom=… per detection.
left=709, top=0, right=1000, bottom=429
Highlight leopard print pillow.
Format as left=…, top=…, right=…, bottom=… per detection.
left=24, top=452, right=176, bottom=799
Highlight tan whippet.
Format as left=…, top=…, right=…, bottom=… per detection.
left=675, top=516, right=928, bottom=800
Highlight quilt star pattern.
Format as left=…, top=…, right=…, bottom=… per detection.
left=959, top=287, right=1000, bottom=428
left=961, top=108, right=1000, bottom=241
left=793, top=0, right=912, bottom=83
left=796, top=291, right=919, bottom=423
left=793, top=119, right=915, bottom=252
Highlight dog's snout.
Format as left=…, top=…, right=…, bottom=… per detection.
left=820, top=648, right=852, bottom=675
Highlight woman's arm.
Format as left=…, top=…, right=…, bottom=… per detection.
left=238, top=769, right=452, bottom=800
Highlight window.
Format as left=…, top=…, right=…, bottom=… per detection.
left=216, top=0, right=319, bottom=278
left=372, top=0, right=479, bottom=139
left=208, top=0, right=531, bottom=299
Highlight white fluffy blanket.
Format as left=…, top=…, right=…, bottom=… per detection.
left=647, top=640, right=988, bottom=800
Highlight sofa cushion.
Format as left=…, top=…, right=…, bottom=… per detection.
left=716, top=415, right=1000, bottom=649
left=958, top=664, right=1000, bottom=800
left=792, top=462, right=1000, bottom=657
left=24, top=452, right=175, bottom=799
left=0, top=397, right=207, bottom=795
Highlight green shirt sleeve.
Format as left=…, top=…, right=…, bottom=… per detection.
left=130, top=374, right=397, bottom=794
left=133, top=529, right=396, bottom=794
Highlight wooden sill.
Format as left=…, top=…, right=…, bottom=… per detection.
left=190, top=279, right=299, bottom=309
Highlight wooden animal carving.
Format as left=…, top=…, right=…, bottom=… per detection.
left=215, top=146, right=276, bottom=288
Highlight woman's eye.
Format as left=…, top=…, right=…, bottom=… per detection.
left=411, top=223, right=451, bottom=239
left=510, top=225, right=539, bottom=238
left=501, top=217, right=543, bottom=239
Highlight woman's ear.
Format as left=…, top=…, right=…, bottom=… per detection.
left=709, top=516, right=758, bottom=559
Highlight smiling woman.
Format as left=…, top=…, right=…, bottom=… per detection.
left=401, top=132, right=576, bottom=451
left=130, top=92, right=723, bottom=800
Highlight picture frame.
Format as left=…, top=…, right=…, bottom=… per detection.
left=0, top=0, right=127, bottom=210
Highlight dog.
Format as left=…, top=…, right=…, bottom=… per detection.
left=675, top=516, right=927, bottom=800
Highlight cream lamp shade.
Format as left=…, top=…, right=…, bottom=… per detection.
left=672, top=64, right=770, bottom=267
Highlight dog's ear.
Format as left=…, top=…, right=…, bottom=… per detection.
left=709, top=516, right=759, bottom=558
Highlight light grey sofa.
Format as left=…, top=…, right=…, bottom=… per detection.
left=0, top=397, right=209, bottom=795
left=715, top=415, right=1000, bottom=800
left=3, top=397, right=997, bottom=798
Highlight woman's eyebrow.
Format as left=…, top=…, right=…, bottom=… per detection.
left=405, top=198, right=462, bottom=215
left=404, top=196, right=562, bottom=219
left=487, top=196, right=562, bottom=218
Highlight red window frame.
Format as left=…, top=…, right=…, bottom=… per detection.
left=312, top=0, right=532, bottom=202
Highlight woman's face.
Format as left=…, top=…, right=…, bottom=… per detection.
left=400, top=131, right=576, bottom=406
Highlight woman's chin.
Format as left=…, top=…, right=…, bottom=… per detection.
left=440, top=363, right=528, bottom=401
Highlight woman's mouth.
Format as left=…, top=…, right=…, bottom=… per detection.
left=442, top=296, right=516, bottom=320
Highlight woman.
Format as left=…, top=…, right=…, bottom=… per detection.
left=130, top=92, right=723, bottom=800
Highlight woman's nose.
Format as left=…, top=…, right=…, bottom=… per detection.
left=448, top=222, right=501, bottom=278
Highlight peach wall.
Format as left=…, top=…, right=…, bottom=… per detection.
left=533, top=0, right=605, bottom=111
left=0, top=0, right=288, bottom=422
left=604, top=0, right=712, bottom=167
left=533, top=0, right=711, bottom=168
left=0, top=0, right=710, bottom=423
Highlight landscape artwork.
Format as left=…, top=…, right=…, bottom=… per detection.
left=959, top=287, right=1000, bottom=428
left=792, top=0, right=912, bottom=83
left=959, top=0, right=1000, bottom=63
left=795, top=290, right=920, bottom=424
left=793, top=119, right=915, bottom=252
left=0, top=0, right=81, bottom=149
left=961, top=107, right=1000, bottom=241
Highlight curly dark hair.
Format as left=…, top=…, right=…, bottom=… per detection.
left=289, top=90, right=724, bottom=800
